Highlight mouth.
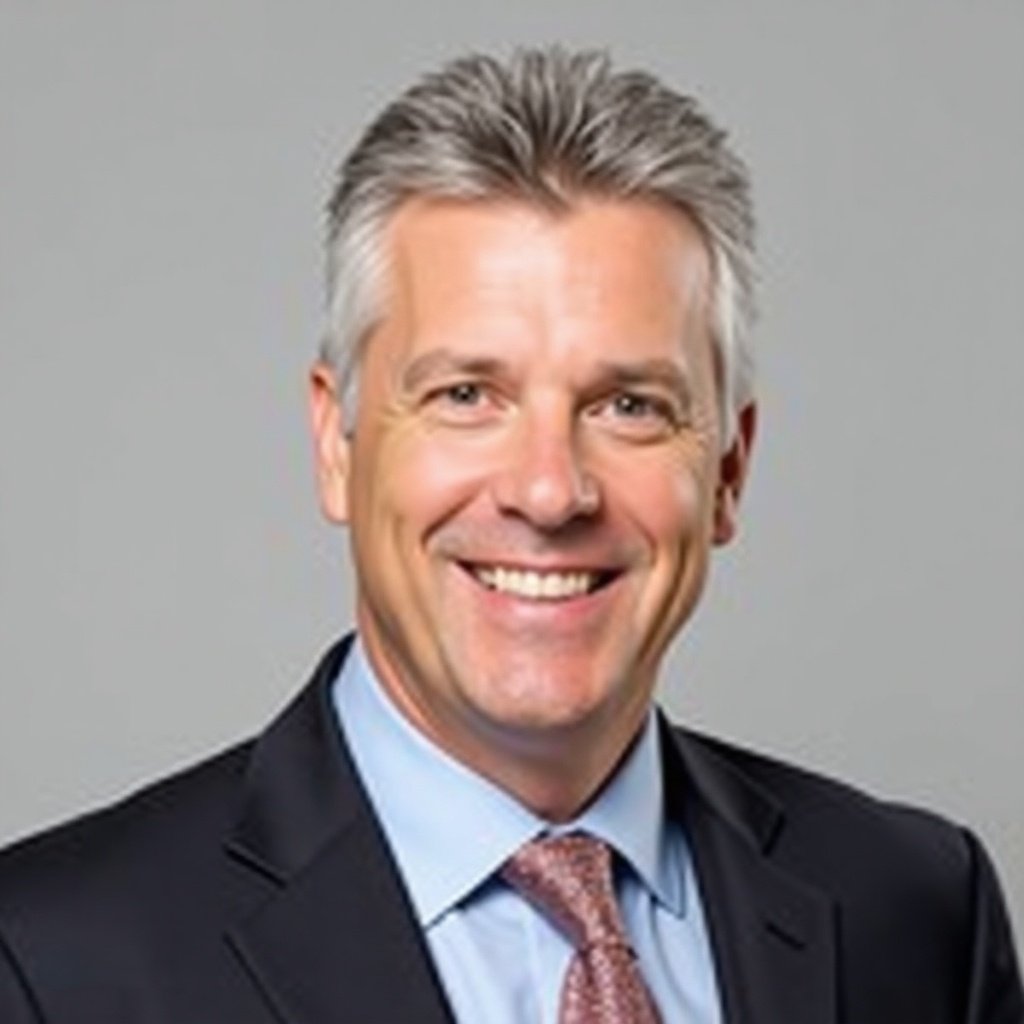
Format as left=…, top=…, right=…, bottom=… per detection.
left=460, top=563, right=619, bottom=601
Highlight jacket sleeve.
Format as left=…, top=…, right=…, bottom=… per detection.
left=0, top=932, right=43, bottom=1023
left=963, top=830, right=1024, bottom=1024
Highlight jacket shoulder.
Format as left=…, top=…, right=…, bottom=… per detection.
left=0, top=739, right=254, bottom=922
left=673, top=728, right=1023, bottom=1018
left=680, top=727, right=969, bottom=854
left=674, top=726, right=986, bottom=924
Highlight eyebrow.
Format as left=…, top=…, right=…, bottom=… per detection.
left=400, top=349, right=509, bottom=393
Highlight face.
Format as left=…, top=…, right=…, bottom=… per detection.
left=311, top=195, right=754, bottom=789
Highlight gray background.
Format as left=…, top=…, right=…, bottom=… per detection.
left=2, top=1, right=1021, bottom=938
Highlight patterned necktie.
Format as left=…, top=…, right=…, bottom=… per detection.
left=502, top=833, right=662, bottom=1023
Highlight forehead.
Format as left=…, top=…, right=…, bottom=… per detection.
left=380, top=194, right=712, bottom=340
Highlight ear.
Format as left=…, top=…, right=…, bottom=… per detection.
left=713, top=401, right=757, bottom=546
left=308, top=362, right=352, bottom=524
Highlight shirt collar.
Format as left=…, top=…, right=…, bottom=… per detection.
left=566, top=706, right=685, bottom=916
left=333, top=637, right=687, bottom=927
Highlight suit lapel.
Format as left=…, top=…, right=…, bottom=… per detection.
left=222, top=638, right=455, bottom=1024
left=664, top=723, right=838, bottom=1024
left=227, top=824, right=455, bottom=1024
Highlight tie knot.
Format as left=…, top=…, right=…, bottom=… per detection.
left=502, top=834, right=627, bottom=951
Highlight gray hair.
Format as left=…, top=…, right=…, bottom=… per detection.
left=322, top=47, right=757, bottom=441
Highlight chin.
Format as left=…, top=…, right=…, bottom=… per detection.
left=454, top=655, right=631, bottom=737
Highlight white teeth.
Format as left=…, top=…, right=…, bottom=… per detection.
left=473, top=566, right=597, bottom=600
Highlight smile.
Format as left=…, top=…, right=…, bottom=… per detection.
left=466, top=564, right=613, bottom=600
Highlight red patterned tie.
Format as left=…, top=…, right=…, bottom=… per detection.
left=502, top=834, right=662, bottom=1023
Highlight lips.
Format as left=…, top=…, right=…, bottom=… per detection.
left=463, top=563, right=617, bottom=601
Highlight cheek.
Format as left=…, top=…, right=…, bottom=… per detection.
left=619, top=463, right=717, bottom=649
left=362, top=430, right=493, bottom=547
left=606, top=454, right=712, bottom=553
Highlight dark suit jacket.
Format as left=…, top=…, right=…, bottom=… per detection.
left=0, top=636, right=1020, bottom=1023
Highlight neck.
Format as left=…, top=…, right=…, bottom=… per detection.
left=360, top=646, right=650, bottom=822
left=467, top=721, right=646, bottom=821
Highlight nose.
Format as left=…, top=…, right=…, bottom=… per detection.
left=491, top=410, right=601, bottom=530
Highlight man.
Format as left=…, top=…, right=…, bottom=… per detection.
left=0, top=46, right=1020, bottom=1023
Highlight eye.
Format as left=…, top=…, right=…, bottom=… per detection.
left=608, top=390, right=677, bottom=425
left=422, top=379, right=503, bottom=426
left=611, top=392, right=662, bottom=419
left=442, top=382, right=483, bottom=406
left=590, top=390, right=680, bottom=440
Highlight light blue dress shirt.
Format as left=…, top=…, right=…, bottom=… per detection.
left=334, top=638, right=722, bottom=1024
